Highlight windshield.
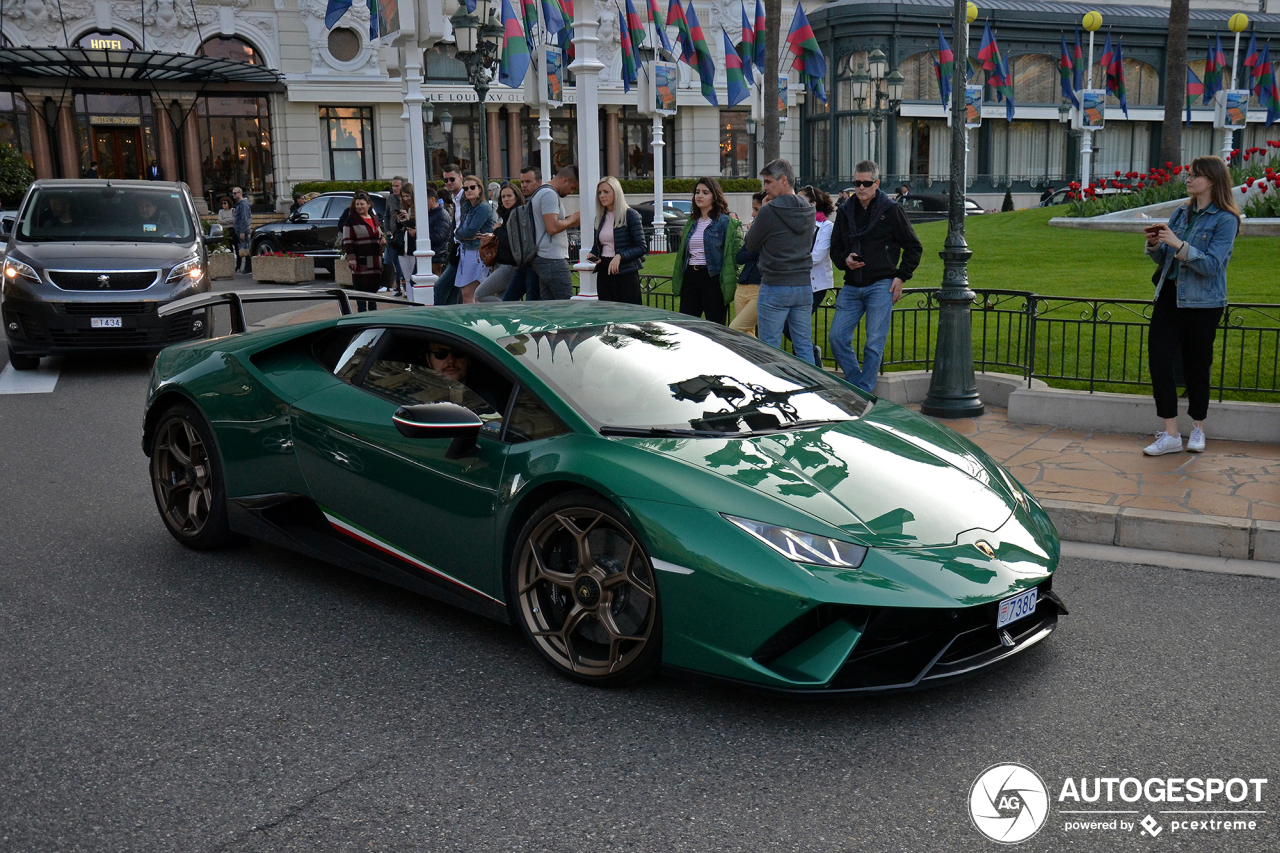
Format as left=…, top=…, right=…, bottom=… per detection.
left=500, top=321, right=872, bottom=435
left=18, top=187, right=195, bottom=243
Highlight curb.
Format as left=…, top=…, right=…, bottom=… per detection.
left=1042, top=498, right=1280, bottom=563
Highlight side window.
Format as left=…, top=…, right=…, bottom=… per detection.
left=331, top=328, right=384, bottom=382
left=506, top=386, right=568, bottom=443
left=298, top=196, right=332, bottom=219
left=360, top=332, right=513, bottom=437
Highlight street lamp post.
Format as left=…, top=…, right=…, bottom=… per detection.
left=921, top=0, right=984, bottom=418
left=848, top=50, right=904, bottom=168
left=450, top=0, right=504, bottom=178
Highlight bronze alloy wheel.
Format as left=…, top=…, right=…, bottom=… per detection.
left=148, top=404, right=238, bottom=550
left=515, top=497, right=660, bottom=682
left=152, top=414, right=215, bottom=539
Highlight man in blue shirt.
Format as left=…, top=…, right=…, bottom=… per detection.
left=232, top=186, right=252, bottom=274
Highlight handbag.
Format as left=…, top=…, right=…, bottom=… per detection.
left=478, top=233, right=499, bottom=267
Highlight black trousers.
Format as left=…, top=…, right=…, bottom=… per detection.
left=596, top=263, right=642, bottom=304
left=679, top=264, right=726, bottom=324
left=1148, top=283, right=1222, bottom=421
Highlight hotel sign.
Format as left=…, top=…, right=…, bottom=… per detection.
left=90, top=115, right=141, bottom=126
left=77, top=32, right=136, bottom=51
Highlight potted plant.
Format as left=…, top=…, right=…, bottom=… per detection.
left=252, top=251, right=313, bottom=284
left=207, top=245, right=236, bottom=280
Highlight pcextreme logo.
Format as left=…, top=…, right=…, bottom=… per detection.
left=968, top=765, right=1269, bottom=843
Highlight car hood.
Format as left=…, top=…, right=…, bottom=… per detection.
left=11, top=241, right=197, bottom=269
left=626, top=401, right=1019, bottom=549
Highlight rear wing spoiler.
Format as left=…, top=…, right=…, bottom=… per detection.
left=158, top=287, right=414, bottom=334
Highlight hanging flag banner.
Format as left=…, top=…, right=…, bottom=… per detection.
left=1186, top=65, right=1203, bottom=126
left=546, top=45, right=566, bottom=106
left=654, top=60, right=679, bottom=114
left=1218, top=89, right=1250, bottom=130
left=1080, top=88, right=1105, bottom=129
left=778, top=75, right=788, bottom=117
left=964, top=84, right=982, bottom=127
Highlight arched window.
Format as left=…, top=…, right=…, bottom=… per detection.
left=900, top=51, right=941, bottom=103
left=199, top=36, right=263, bottom=66
left=1087, top=57, right=1160, bottom=107
left=1012, top=54, right=1057, bottom=104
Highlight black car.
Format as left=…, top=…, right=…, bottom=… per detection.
left=251, top=192, right=389, bottom=271
left=1, top=180, right=219, bottom=369
left=630, top=200, right=689, bottom=252
left=897, top=194, right=988, bottom=223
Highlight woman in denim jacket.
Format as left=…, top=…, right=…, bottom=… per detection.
left=1142, top=155, right=1240, bottom=456
left=454, top=174, right=499, bottom=303
left=670, top=177, right=742, bottom=324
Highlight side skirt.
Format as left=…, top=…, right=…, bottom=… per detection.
left=228, top=493, right=509, bottom=623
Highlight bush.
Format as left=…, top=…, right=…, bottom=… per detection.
left=618, top=178, right=762, bottom=195
left=0, top=142, right=34, bottom=203
left=1001, top=189, right=1014, bottom=212
left=292, top=179, right=449, bottom=196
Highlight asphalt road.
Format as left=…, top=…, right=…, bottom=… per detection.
left=1, top=281, right=1277, bottom=852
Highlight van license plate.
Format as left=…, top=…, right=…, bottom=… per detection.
left=997, top=588, right=1037, bottom=629
left=91, top=317, right=122, bottom=328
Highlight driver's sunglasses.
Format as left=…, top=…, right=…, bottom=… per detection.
left=851, top=180, right=878, bottom=188
left=428, top=347, right=464, bottom=360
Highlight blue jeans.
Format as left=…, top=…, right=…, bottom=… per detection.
left=756, top=284, right=816, bottom=365
left=829, top=278, right=894, bottom=393
left=503, top=267, right=540, bottom=301
left=434, top=263, right=458, bottom=305
left=532, top=256, right=572, bottom=300
left=384, top=244, right=403, bottom=284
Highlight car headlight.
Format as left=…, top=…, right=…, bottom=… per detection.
left=722, top=514, right=868, bottom=569
left=166, top=256, right=204, bottom=284
left=3, top=258, right=40, bottom=285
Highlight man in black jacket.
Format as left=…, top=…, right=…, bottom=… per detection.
left=828, top=160, right=923, bottom=393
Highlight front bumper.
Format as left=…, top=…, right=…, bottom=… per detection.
left=3, top=294, right=207, bottom=355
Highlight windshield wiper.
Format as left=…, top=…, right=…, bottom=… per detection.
left=599, top=425, right=735, bottom=438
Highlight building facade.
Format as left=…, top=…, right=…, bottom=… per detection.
left=804, top=0, right=1280, bottom=202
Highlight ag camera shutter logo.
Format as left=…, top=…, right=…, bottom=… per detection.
left=969, top=763, right=1050, bottom=843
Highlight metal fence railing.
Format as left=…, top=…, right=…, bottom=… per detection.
left=625, top=277, right=1280, bottom=402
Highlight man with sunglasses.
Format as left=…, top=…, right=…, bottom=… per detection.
left=827, top=160, right=922, bottom=393
left=422, top=341, right=500, bottom=413
left=434, top=164, right=467, bottom=305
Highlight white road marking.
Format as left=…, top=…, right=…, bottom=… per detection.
left=0, top=358, right=61, bottom=394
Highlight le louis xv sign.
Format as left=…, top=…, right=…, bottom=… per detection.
left=426, top=89, right=577, bottom=105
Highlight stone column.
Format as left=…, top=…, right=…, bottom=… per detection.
left=506, top=106, right=524, bottom=179
left=177, top=98, right=208, bottom=213
left=486, top=105, right=502, bottom=181
left=56, top=105, right=80, bottom=178
left=152, top=99, right=180, bottom=182
left=605, top=106, right=620, bottom=178
left=26, top=100, right=55, bottom=180
left=570, top=0, right=605, bottom=298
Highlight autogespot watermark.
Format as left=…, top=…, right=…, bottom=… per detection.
left=967, top=765, right=1268, bottom=843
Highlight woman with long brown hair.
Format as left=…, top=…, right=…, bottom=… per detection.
left=670, top=177, right=741, bottom=323
left=1141, top=155, right=1240, bottom=456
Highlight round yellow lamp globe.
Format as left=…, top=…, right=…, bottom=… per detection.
left=1228, top=13, right=1249, bottom=33
left=1082, top=11, right=1102, bottom=31
left=966, top=2, right=978, bottom=23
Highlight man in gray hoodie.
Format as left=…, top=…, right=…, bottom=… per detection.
left=742, top=159, right=818, bottom=365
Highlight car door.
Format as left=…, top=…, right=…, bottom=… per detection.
left=289, top=326, right=514, bottom=603
left=281, top=196, right=333, bottom=254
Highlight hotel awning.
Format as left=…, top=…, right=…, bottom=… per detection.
left=0, top=46, right=284, bottom=88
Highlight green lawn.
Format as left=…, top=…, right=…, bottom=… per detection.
left=637, top=206, right=1276, bottom=302
left=623, top=207, right=1278, bottom=401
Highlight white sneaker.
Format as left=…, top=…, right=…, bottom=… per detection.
left=1143, top=431, right=1184, bottom=456
left=1187, top=427, right=1206, bottom=453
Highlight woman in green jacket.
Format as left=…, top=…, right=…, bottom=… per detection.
left=670, top=177, right=742, bottom=324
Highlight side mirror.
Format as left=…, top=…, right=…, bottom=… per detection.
left=290, top=212, right=309, bottom=223
left=393, top=402, right=483, bottom=458
left=206, top=223, right=224, bottom=240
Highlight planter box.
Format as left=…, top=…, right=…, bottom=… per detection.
left=208, top=252, right=236, bottom=281
left=252, top=255, right=314, bottom=284
left=334, top=260, right=352, bottom=287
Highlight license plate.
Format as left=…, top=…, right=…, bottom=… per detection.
left=997, top=588, right=1038, bottom=629
left=90, top=317, right=122, bottom=328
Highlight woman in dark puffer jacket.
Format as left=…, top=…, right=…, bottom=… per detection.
left=588, top=176, right=648, bottom=304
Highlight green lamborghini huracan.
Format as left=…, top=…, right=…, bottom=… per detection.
left=143, top=291, right=1065, bottom=693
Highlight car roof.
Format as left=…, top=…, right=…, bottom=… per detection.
left=30, top=179, right=191, bottom=191
left=338, top=301, right=687, bottom=344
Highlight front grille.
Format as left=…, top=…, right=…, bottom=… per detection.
left=48, top=329, right=157, bottom=346
left=48, top=270, right=159, bottom=291
left=58, top=302, right=155, bottom=316
left=166, top=312, right=202, bottom=342
left=3, top=308, right=44, bottom=340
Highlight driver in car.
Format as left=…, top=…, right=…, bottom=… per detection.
left=423, top=342, right=502, bottom=414
left=136, top=196, right=177, bottom=236
left=39, top=196, right=76, bottom=228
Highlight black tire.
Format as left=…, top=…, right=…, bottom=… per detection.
left=255, top=239, right=280, bottom=255
left=7, top=347, right=40, bottom=370
left=148, top=403, right=240, bottom=550
left=509, top=490, right=662, bottom=687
